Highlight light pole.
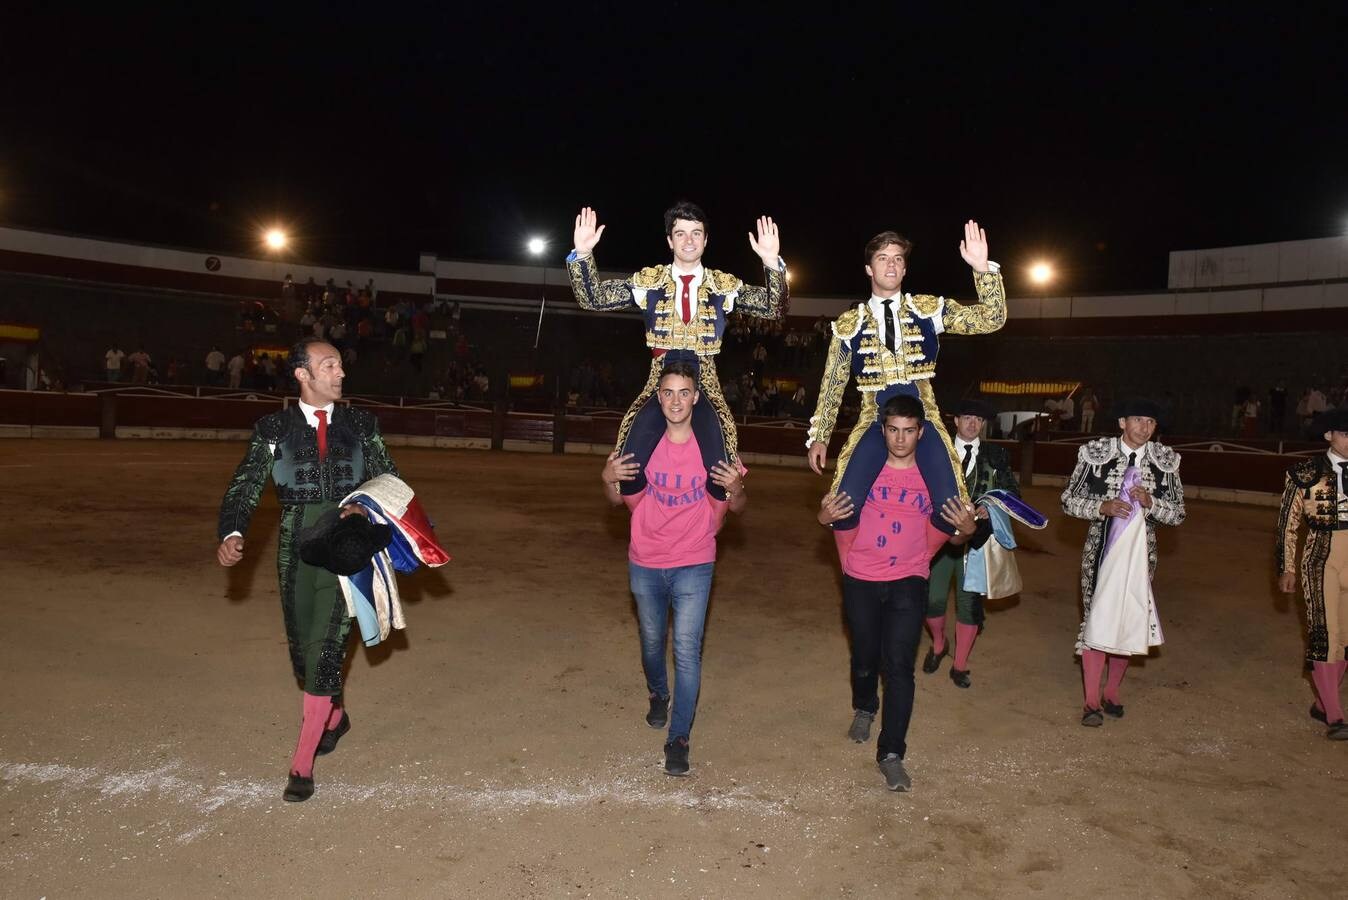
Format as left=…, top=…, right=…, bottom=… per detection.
left=528, top=236, right=548, bottom=349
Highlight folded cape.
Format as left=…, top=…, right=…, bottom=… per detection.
left=337, top=474, right=451, bottom=646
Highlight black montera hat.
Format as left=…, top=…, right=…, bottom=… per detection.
left=1315, top=407, right=1348, bottom=434
left=952, top=398, right=996, bottom=420
left=298, top=507, right=393, bottom=576
left=1113, top=398, right=1162, bottom=421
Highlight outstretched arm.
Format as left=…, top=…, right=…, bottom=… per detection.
left=567, top=207, right=635, bottom=311
left=942, top=220, right=1007, bottom=336
left=733, top=216, right=788, bottom=320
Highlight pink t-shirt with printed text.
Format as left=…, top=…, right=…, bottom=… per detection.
left=628, top=433, right=721, bottom=568
left=842, top=464, right=948, bottom=581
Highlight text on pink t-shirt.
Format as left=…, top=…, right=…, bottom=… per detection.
left=628, top=433, right=721, bottom=568
left=842, top=464, right=948, bottom=581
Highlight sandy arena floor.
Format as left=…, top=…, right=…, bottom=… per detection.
left=0, top=439, right=1342, bottom=898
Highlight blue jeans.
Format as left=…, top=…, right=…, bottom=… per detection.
left=628, top=561, right=715, bottom=741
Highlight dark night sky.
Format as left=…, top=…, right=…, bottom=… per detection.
left=3, top=4, right=1345, bottom=297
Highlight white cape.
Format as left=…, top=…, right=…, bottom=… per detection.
left=1082, top=512, right=1164, bottom=655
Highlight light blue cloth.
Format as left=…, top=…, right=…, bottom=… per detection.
left=963, top=504, right=1017, bottom=594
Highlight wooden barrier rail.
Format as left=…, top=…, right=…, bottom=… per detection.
left=0, top=388, right=1314, bottom=495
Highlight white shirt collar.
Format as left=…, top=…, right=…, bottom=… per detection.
left=671, top=262, right=704, bottom=282
left=297, top=399, right=336, bottom=429
left=955, top=435, right=981, bottom=452
left=1119, top=437, right=1149, bottom=462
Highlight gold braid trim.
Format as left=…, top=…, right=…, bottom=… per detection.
left=615, top=359, right=663, bottom=451
left=697, top=358, right=739, bottom=464
left=830, top=392, right=877, bottom=495
left=942, top=270, right=1007, bottom=335
left=917, top=380, right=969, bottom=501
left=807, top=329, right=854, bottom=445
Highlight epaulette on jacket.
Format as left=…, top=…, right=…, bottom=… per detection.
left=1079, top=437, right=1116, bottom=466
left=631, top=266, right=668, bottom=291
left=832, top=306, right=864, bottom=341
left=1149, top=442, right=1181, bottom=474
left=705, top=268, right=741, bottom=294
left=1286, top=455, right=1328, bottom=488
left=256, top=409, right=293, bottom=442
left=345, top=405, right=379, bottom=436
left=906, top=293, right=943, bottom=318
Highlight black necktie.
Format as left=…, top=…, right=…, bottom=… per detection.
left=1339, top=460, right=1347, bottom=494
left=962, top=443, right=973, bottom=472
left=881, top=299, right=896, bottom=353
left=1127, top=451, right=1136, bottom=469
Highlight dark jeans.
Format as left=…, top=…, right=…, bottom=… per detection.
left=843, top=574, right=927, bottom=761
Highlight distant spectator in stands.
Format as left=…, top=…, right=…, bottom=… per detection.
left=105, top=345, right=126, bottom=383
left=473, top=368, right=489, bottom=399
left=1058, top=393, right=1076, bottom=430
left=1079, top=389, right=1098, bottom=432
left=227, top=351, right=246, bottom=389
left=1240, top=396, right=1261, bottom=438
left=1304, top=385, right=1327, bottom=435
left=792, top=384, right=807, bottom=415
left=252, top=353, right=272, bottom=391
left=752, top=342, right=767, bottom=366
left=764, top=381, right=780, bottom=417
left=784, top=331, right=801, bottom=368
left=410, top=332, right=427, bottom=373
left=165, top=358, right=183, bottom=383
left=1267, top=381, right=1287, bottom=434
left=205, top=346, right=226, bottom=386
left=128, top=347, right=152, bottom=384
left=25, top=350, right=40, bottom=391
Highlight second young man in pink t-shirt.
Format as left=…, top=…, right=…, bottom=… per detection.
left=603, top=360, right=747, bottom=776
left=818, top=393, right=977, bottom=792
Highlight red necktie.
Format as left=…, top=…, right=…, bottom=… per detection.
left=679, top=274, right=695, bottom=324
left=315, top=409, right=328, bottom=460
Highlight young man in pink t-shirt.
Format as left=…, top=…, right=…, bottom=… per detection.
left=603, top=361, right=747, bottom=776
left=818, top=393, right=976, bottom=791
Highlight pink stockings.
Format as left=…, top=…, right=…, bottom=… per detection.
left=1311, top=660, right=1348, bottom=723
left=1081, top=649, right=1130, bottom=709
left=926, top=617, right=981, bottom=671
left=290, top=693, right=336, bottom=777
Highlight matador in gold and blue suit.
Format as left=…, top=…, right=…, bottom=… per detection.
left=566, top=203, right=786, bottom=500
left=808, top=225, right=1006, bottom=533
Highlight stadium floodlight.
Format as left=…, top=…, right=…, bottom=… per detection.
left=264, top=228, right=288, bottom=251
left=1029, top=262, right=1054, bottom=285
left=527, top=236, right=548, bottom=256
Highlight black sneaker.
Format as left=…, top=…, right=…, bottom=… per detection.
left=646, top=694, right=670, bottom=729
left=663, top=737, right=690, bottom=776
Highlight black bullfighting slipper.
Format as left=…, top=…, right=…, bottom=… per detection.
left=1328, top=721, right=1348, bottom=741
left=283, top=772, right=315, bottom=802
left=1102, top=699, right=1125, bottom=718
left=921, top=645, right=948, bottom=674
left=1081, top=708, right=1104, bottom=727
left=315, top=712, right=351, bottom=756
left=1310, top=704, right=1328, bottom=724
left=949, top=667, right=971, bottom=689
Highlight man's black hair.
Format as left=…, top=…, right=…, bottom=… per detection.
left=664, top=201, right=707, bottom=237
left=286, top=337, right=330, bottom=383
left=881, top=393, right=925, bottom=423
